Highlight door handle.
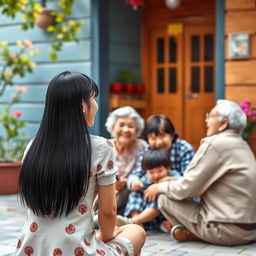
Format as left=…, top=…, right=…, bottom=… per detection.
left=185, top=93, right=198, bottom=99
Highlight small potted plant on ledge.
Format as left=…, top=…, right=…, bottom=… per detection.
left=240, top=100, right=256, bottom=156
left=117, top=69, right=137, bottom=99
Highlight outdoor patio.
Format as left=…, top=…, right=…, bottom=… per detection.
left=0, top=194, right=256, bottom=256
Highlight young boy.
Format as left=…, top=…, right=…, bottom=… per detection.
left=116, top=148, right=181, bottom=230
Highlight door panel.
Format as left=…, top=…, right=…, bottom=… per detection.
left=149, top=23, right=215, bottom=149
left=150, top=29, right=184, bottom=134
left=184, top=24, right=215, bottom=149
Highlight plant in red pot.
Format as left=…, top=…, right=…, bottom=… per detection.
left=135, top=84, right=145, bottom=99
left=0, top=86, right=28, bottom=194
left=110, top=82, right=125, bottom=93
left=0, top=40, right=38, bottom=194
left=117, top=69, right=137, bottom=99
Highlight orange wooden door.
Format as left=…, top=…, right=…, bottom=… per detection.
left=150, top=27, right=184, bottom=134
left=149, top=23, right=215, bottom=149
left=184, top=23, right=215, bottom=149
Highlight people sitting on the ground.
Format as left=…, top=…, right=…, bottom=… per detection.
left=144, top=99, right=256, bottom=245
left=116, top=148, right=181, bottom=230
left=126, top=114, right=194, bottom=230
left=105, top=106, right=147, bottom=214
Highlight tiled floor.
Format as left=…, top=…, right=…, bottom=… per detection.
left=1, top=195, right=256, bottom=256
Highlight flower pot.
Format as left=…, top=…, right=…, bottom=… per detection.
left=35, top=8, right=55, bottom=30
left=136, top=84, right=145, bottom=94
left=125, top=84, right=137, bottom=93
left=110, top=83, right=125, bottom=93
left=0, top=162, right=21, bottom=194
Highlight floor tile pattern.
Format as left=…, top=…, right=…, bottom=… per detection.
left=1, top=195, right=256, bottom=256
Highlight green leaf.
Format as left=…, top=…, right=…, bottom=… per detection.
left=50, top=52, right=58, bottom=61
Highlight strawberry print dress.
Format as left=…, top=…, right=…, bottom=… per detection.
left=15, top=135, right=134, bottom=256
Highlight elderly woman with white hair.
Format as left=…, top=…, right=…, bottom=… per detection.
left=144, top=99, right=256, bottom=245
left=105, top=106, right=147, bottom=214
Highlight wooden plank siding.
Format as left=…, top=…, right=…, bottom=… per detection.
left=225, top=0, right=256, bottom=10
left=225, top=0, right=256, bottom=107
left=109, top=0, right=141, bottom=84
left=0, top=0, right=92, bottom=139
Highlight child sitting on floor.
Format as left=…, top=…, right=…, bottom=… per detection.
left=116, top=148, right=181, bottom=231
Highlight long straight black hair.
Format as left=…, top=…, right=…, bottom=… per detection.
left=18, top=71, right=98, bottom=218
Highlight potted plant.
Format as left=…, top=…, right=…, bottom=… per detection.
left=35, top=8, right=55, bottom=30
left=0, top=0, right=85, bottom=61
left=240, top=100, right=256, bottom=156
left=0, top=86, right=28, bottom=194
left=0, top=40, right=39, bottom=194
left=117, top=69, right=137, bottom=99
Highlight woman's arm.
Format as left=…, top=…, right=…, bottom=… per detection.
left=97, top=183, right=117, bottom=242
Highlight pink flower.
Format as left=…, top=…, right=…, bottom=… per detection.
left=13, top=111, right=23, bottom=117
left=11, top=94, right=18, bottom=100
left=24, top=40, right=33, bottom=48
left=240, top=100, right=256, bottom=117
left=16, top=86, right=27, bottom=93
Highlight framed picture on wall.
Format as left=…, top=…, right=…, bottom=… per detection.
left=229, top=32, right=250, bottom=59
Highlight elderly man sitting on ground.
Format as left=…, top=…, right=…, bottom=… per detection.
left=144, top=99, right=256, bottom=245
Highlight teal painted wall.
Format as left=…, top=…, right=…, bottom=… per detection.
left=0, top=0, right=93, bottom=138
left=109, top=0, right=141, bottom=83
left=0, top=0, right=142, bottom=140
left=95, top=0, right=142, bottom=138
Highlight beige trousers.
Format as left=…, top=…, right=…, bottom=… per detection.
left=158, top=194, right=256, bottom=245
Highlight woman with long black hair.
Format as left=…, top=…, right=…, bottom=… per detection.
left=16, top=71, right=145, bottom=256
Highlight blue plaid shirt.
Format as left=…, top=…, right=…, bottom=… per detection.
left=127, top=138, right=194, bottom=190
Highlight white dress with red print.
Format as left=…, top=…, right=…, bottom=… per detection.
left=15, top=135, right=134, bottom=256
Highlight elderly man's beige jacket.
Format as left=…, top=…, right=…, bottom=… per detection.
left=158, top=129, right=256, bottom=224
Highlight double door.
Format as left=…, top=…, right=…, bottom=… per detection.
left=149, top=22, right=215, bottom=149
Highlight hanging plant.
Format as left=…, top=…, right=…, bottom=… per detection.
left=46, top=12, right=85, bottom=61
left=0, top=0, right=85, bottom=61
left=43, top=0, right=86, bottom=61
left=0, top=0, right=41, bottom=30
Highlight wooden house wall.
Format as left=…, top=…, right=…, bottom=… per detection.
left=225, top=0, right=256, bottom=106
left=0, top=0, right=92, bottom=139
